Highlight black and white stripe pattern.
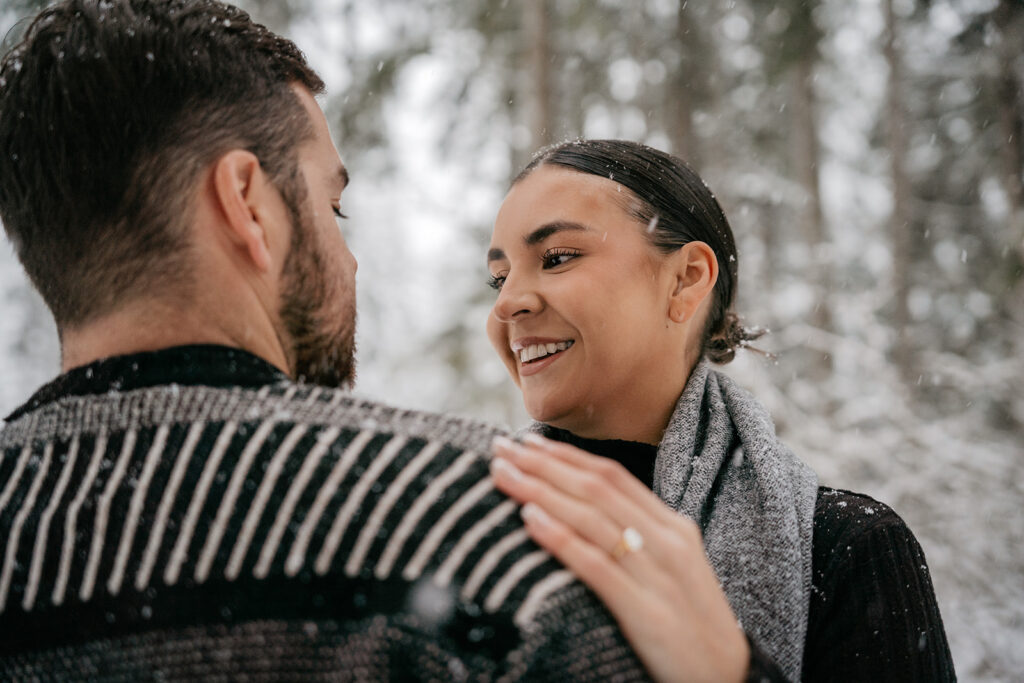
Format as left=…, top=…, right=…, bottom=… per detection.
left=23, top=436, right=79, bottom=611
left=283, top=428, right=374, bottom=577
left=375, top=447, right=480, bottom=580
left=0, top=383, right=572, bottom=625
left=135, top=421, right=204, bottom=591
left=0, top=441, right=53, bottom=612
left=80, top=428, right=138, bottom=602
left=254, top=425, right=341, bottom=579
left=0, top=373, right=642, bottom=679
left=315, top=433, right=409, bottom=576
left=163, top=421, right=238, bottom=586
left=53, top=430, right=108, bottom=606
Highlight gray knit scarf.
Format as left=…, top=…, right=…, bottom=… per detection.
left=533, top=360, right=818, bottom=681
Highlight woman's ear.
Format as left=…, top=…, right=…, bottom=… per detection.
left=668, top=241, right=718, bottom=324
left=211, top=150, right=276, bottom=273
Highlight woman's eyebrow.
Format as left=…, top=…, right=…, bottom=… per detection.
left=524, top=220, right=590, bottom=245
left=487, top=220, right=591, bottom=264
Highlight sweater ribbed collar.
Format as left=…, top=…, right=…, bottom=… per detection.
left=6, top=344, right=287, bottom=422
left=537, top=426, right=658, bottom=490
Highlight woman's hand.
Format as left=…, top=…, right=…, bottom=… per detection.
left=490, top=434, right=750, bottom=683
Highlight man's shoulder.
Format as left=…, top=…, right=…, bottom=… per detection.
left=278, top=383, right=508, bottom=455
left=0, top=379, right=535, bottom=620
left=0, top=379, right=630, bottom=670
left=2, top=379, right=505, bottom=456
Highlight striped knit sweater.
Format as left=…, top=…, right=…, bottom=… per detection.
left=0, top=345, right=645, bottom=681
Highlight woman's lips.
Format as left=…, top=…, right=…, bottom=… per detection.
left=511, top=339, right=575, bottom=363
left=514, top=339, right=574, bottom=377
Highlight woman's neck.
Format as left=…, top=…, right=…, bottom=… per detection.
left=543, top=425, right=659, bottom=488
left=548, top=401, right=675, bottom=446
left=543, top=356, right=699, bottom=446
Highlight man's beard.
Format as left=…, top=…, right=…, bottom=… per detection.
left=278, top=192, right=357, bottom=389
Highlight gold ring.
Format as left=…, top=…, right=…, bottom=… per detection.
left=610, top=527, right=644, bottom=560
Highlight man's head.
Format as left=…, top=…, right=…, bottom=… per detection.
left=0, top=0, right=357, bottom=386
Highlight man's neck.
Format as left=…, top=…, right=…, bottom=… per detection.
left=59, top=300, right=291, bottom=377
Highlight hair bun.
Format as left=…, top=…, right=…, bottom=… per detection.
left=705, top=311, right=768, bottom=364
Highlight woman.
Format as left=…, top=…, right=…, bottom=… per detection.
left=484, top=140, right=954, bottom=682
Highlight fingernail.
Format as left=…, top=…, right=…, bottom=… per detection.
left=492, top=435, right=517, bottom=451
left=493, top=435, right=525, bottom=460
left=490, top=456, right=523, bottom=481
left=522, top=432, right=551, bottom=448
left=521, top=502, right=551, bottom=527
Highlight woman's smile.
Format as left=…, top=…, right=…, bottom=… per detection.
left=512, top=338, right=575, bottom=375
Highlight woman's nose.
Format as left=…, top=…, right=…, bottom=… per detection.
left=491, top=274, right=542, bottom=323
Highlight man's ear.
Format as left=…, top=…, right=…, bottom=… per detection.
left=212, top=150, right=275, bottom=273
left=668, top=241, right=718, bottom=323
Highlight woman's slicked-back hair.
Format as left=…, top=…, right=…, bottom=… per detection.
left=516, top=139, right=760, bottom=364
left=0, top=0, right=325, bottom=329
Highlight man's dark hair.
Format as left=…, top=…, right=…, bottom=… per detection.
left=0, top=0, right=325, bottom=329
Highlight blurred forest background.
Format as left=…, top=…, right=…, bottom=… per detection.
left=1, top=0, right=1022, bottom=679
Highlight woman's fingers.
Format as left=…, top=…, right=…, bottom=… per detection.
left=492, top=436, right=649, bottom=528
left=491, top=438, right=750, bottom=683
left=490, top=456, right=621, bottom=546
left=523, top=434, right=683, bottom=526
left=491, top=436, right=749, bottom=683
left=494, top=435, right=680, bottom=528
left=516, top=500, right=657, bottom=621
left=491, top=436, right=712, bottom=592
left=518, top=497, right=737, bottom=683
left=490, top=457, right=671, bottom=589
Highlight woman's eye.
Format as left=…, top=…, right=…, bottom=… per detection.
left=332, top=206, right=348, bottom=220
left=542, top=248, right=580, bottom=269
left=487, top=274, right=507, bottom=291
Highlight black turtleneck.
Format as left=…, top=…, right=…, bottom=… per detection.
left=541, top=426, right=660, bottom=487
left=539, top=427, right=956, bottom=683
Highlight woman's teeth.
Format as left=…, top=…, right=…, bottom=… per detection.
left=519, top=340, right=574, bottom=363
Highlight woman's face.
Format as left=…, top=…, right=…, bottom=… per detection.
left=486, top=165, right=693, bottom=442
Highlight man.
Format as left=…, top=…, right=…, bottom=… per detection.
left=0, top=1, right=643, bottom=678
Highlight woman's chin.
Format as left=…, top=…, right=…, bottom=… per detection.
left=524, top=397, right=590, bottom=433
left=523, top=397, right=566, bottom=426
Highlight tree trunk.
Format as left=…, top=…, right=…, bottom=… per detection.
left=790, top=56, right=834, bottom=370
left=883, top=0, right=914, bottom=382
left=993, top=0, right=1024, bottom=386
left=524, top=0, right=554, bottom=151
left=997, top=69, right=1024, bottom=221
left=667, top=1, right=697, bottom=165
left=995, top=0, right=1024, bottom=255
